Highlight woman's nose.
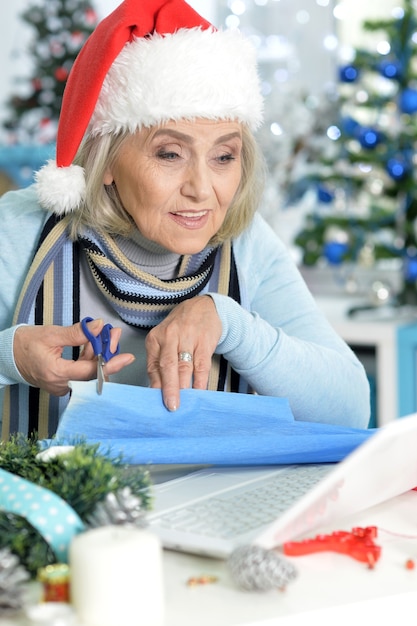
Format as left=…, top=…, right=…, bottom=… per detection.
left=181, top=161, right=211, bottom=201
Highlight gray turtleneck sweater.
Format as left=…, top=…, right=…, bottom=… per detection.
left=80, top=229, right=182, bottom=387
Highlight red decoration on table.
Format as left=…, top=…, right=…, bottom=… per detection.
left=38, top=564, right=70, bottom=603
left=283, top=526, right=381, bottom=568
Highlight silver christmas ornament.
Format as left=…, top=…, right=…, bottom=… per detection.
left=0, top=548, right=30, bottom=615
left=86, top=487, right=148, bottom=529
left=228, top=544, right=298, bottom=592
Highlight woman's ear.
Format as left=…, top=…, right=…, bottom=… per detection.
left=103, top=169, right=114, bottom=185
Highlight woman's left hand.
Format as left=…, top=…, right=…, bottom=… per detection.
left=145, top=295, right=222, bottom=411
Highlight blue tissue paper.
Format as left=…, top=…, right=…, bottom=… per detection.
left=48, top=381, right=374, bottom=465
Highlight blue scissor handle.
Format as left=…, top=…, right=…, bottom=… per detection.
left=100, top=323, right=120, bottom=362
left=81, top=317, right=120, bottom=363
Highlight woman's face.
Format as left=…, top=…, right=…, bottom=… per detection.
left=103, top=119, right=243, bottom=254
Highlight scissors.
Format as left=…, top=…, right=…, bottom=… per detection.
left=81, top=316, right=120, bottom=395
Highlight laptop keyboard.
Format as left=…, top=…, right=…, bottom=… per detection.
left=155, top=464, right=332, bottom=539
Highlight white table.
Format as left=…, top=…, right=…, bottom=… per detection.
left=161, top=490, right=417, bottom=626
left=7, top=489, right=417, bottom=626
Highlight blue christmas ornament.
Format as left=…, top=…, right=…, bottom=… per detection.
left=378, top=59, right=402, bottom=80
left=399, top=88, right=417, bottom=114
left=341, top=116, right=360, bottom=136
left=386, top=156, right=410, bottom=180
left=339, top=64, right=359, bottom=83
left=404, top=255, right=417, bottom=282
left=323, top=241, right=349, bottom=265
left=317, top=185, right=334, bottom=203
left=357, top=126, right=382, bottom=149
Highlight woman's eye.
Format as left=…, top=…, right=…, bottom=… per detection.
left=156, top=150, right=180, bottom=160
left=217, top=153, right=235, bottom=163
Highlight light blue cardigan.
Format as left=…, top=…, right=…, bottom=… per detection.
left=0, top=186, right=370, bottom=430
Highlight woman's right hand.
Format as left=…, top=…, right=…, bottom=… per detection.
left=145, top=294, right=222, bottom=411
left=13, top=319, right=135, bottom=396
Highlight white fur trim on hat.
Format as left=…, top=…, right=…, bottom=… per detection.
left=90, top=28, right=263, bottom=135
left=35, top=161, right=86, bottom=215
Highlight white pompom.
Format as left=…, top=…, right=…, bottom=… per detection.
left=36, top=446, right=75, bottom=461
left=35, top=160, right=86, bottom=215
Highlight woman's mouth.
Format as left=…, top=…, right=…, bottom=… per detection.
left=169, top=210, right=210, bottom=229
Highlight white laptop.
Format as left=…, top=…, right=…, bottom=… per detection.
left=147, top=413, right=417, bottom=558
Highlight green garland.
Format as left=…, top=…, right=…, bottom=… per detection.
left=0, top=435, right=152, bottom=575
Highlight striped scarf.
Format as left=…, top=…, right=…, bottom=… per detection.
left=79, top=229, right=222, bottom=328
left=2, top=214, right=246, bottom=439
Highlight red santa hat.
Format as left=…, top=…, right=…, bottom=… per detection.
left=35, top=0, right=263, bottom=215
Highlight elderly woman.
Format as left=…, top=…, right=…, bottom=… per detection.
left=0, top=0, right=370, bottom=439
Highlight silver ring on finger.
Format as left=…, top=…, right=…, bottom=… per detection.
left=178, top=351, right=193, bottom=363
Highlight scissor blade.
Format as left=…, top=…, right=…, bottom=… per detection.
left=97, top=355, right=105, bottom=395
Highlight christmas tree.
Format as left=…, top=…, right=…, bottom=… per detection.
left=293, top=0, right=417, bottom=304
left=3, top=0, right=98, bottom=144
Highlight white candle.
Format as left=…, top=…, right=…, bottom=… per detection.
left=69, top=526, right=164, bottom=626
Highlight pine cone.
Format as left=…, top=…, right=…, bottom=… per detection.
left=0, top=548, right=30, bottom=615
left=86, top=487, right=148, bottom=529
left=228, top=545, right=298, bottom=592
